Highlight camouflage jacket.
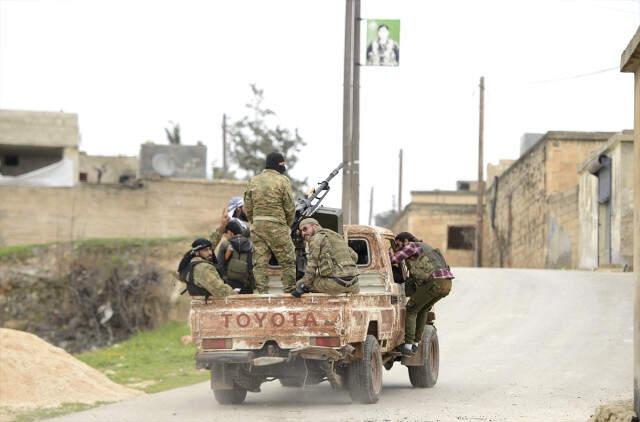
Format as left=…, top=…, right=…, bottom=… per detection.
left=244, top=169, right=295, bottom=227
left=300, top=228, right=359, bottom=284
left=191, top=256, right=237, bottom=298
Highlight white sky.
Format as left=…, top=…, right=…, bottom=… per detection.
left=0, top=0, right=638, bottom=221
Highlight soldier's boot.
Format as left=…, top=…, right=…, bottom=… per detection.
left=401, top=343, right=416, bottom=357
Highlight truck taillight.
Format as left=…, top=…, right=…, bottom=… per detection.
left=311, top=337, right=341, bottom=347
left=202, top=338, right=232, bottom=350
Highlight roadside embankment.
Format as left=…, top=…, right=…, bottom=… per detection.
left=589, top=400, right=636, bottom=422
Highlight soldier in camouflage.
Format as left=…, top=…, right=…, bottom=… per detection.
left=391, top=231, right=453, bottom=356
left=183, top=237, right=238, bottom=298
left=293, top=218, right=360, bottom=296
left=244, top=152, right=296, bottom=293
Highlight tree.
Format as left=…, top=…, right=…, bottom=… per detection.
left=227, top=84, right=307, bottom=195
left=165, top=121, right=181, bottom=145
left=374, top=209, right=398, bottom=229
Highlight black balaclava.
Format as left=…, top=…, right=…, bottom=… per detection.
left=266, top=151, right=286, bottom=174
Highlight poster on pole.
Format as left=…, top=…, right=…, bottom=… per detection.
left=365, top=19, right=400, bottom=66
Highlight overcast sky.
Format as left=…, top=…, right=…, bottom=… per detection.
left=0, top=0, right=638, bottom=221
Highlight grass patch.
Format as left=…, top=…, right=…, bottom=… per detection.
left=0, top=244, right=47, bottom=260
left=1, top=402, right=112, bottom=422
left=76, top=321, right=208, bottom=394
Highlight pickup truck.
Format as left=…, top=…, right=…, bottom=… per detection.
left=189, top=214, right=440, bottom=404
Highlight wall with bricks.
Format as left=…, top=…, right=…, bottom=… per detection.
left=483, top=132, right=610, bottom=269
left=0, top=110, right=78, bottom=148
left=0, top=179, right=246, bottom=246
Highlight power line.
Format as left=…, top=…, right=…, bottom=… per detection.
left=529, top=66, right=618, bottom=84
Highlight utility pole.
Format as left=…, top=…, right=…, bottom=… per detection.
left=350, top=0, right=361, bottom=224
left=222, top=114, right=228, bottom=178
left=398, top=149, right=403, bottom=213
left=368, top=186, right=374, bottom=225
left=475, top=77, right=485, bottom=267
left=341, top=0, right=360, bottom=224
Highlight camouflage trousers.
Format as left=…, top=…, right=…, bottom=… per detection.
left=251, top=220, right=296, bottom=293
left=304, top=277, right=360, bottom=295
left=404, top=277, right=452, bottom=344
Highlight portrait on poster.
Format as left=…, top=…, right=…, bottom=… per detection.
left=366, top=19, right=400, bottom=66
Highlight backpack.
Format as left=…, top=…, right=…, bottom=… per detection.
left=178, top=261, right=212, bottom=298
left=408, top=243, right=451, bottom=281
left=226, top=246, right=254, bottom=291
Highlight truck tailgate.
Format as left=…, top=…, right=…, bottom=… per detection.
left=190, top=295, right=348, bottom=350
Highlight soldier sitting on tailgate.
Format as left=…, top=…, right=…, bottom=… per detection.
left=390, top=231, right=454, bottom=356
left=291, top=218, right=360, bottom=297
left=217, top=219, right=255, bottom=294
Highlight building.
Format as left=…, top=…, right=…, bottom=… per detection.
left=0, top=110, right=80, bottom=186
left=578, top=131, right=634, bottom=270
left=483, top=131, right=614, bottom=269
left=391, top=182, right=477, bottom=267
left=139, top=143, right=207, bottom=179
left=78, top=152, right=138, bottom=184
left=620, top=26, right=640, bottom=417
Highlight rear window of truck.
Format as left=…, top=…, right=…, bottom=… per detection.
left=348, top=238, right=370, bottom=266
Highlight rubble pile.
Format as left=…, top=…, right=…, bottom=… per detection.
left=0, top=328, right=142, bottom=409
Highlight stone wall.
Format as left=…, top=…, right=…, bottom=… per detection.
left=0, top=110, right=78, bottom=148
left=547, top=188, right=579, bottom=269
left=484, top=140, right=547, bottom=268
left=0, top=179, right=245, bottom=246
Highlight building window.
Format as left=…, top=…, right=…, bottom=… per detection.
left=447, top=226, right=475, bottom=250
left=4, top=155, right=19, bottom=166
left=79, top=172, right=88, bottom=182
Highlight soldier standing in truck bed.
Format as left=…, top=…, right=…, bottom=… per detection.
left=243, top=152, right=296, bottom=294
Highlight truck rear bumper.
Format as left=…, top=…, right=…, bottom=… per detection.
left=196, top=351, right=254, bottom=369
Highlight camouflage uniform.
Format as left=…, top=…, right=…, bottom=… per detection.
left=190, top=256, right=237, bottom=298
left=404, top=243, right=452, bottom=344
left=244, top=169, right=296, bottom=293
left=296, top=227, right=360, bottom=295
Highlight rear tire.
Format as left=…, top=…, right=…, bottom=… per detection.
left=348, top=335, right=383, bottom=404
left=408, top=325, right=439, bottom=388
left=212, top=385, right=247, bottom=404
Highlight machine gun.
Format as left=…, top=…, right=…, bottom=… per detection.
left=291, top=162, right=344, bottom=280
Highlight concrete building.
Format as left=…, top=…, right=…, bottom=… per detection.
left=578, top=131, right=634, bottom=270
left=0, top=110, right=80, bottom=185
left=620, top=27, right=640, bottom=416
left=78, top=152, right=138, bottom=184
left=483, top=131, right=614, bottom=269
left=392, top=183, right=477, bottom=267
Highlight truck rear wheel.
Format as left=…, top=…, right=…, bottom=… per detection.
left=212, top=385, right=247, bottom=405
left=348, top=335, right=383, bottom=404
left=408, top=325, right=439, bottom=388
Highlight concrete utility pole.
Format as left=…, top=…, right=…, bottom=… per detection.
left=222, top=114, right=228, bottom=178
left=341, top=0, right=360, bottom=224
left=398, top=149, right=403, bottom=213
left=475, top=76, right=485, bottom=267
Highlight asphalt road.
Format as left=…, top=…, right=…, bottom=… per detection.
left=49, top=268, right=634, bottom=422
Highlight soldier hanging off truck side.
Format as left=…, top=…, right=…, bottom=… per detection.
left=243, top=152, right=297, bottom=294
left=390, top=231, right=453, bottom=356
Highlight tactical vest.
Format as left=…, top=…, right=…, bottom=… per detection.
left=178, top=261, right=213, bottom=297
left=406, top=242, right=450, bottom=282
left=316, top=228, right=358, bottom=278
